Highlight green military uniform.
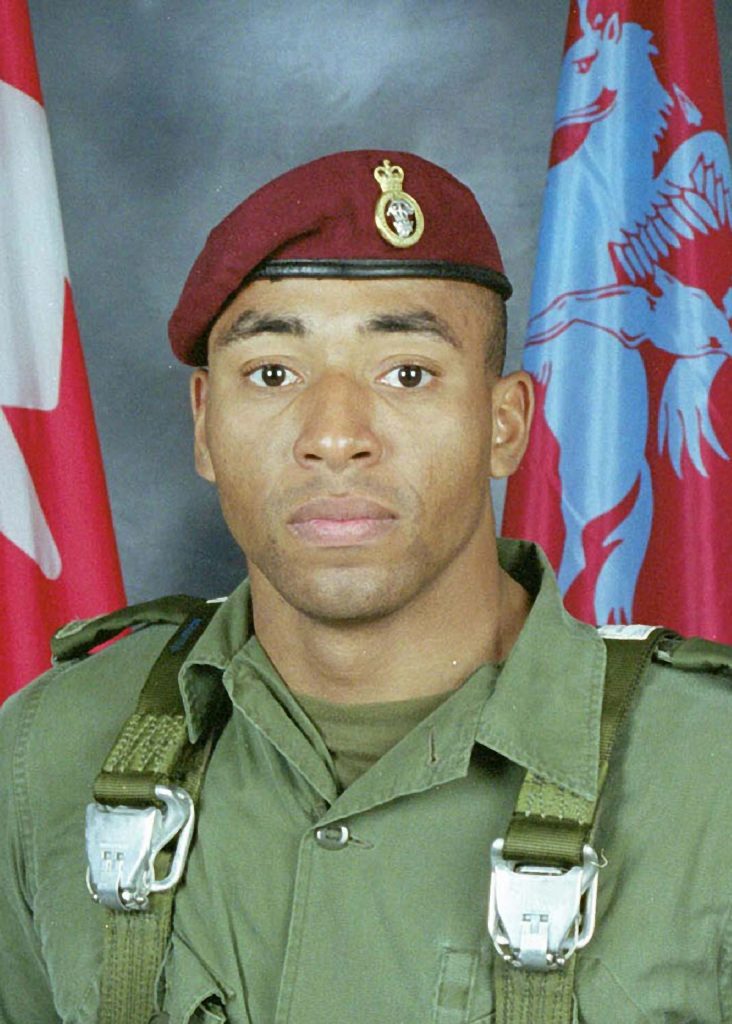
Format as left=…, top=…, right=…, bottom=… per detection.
left=1, top=540, right=731, bottom=1023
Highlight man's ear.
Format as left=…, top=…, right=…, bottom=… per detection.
left=489, top=370, right=534, bottom=479
left=190, top=369, right=216, bottom=482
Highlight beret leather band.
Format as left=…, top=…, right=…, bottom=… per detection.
left=249, top=258, right=513, bottom=297
left=169, top=149, right=512, bottom=366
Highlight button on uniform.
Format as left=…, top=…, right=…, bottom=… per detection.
left=314, top=824, right=350, bottom=850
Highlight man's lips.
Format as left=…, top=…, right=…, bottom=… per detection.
left=289, top=497, right=397, bottom=523
left=287, top=497, right=398, bottom=546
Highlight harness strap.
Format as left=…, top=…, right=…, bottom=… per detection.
left=91, top=599, right=224, bottom=1024
left=493, top=628, right=667, bottom=1024
left=495, top=968, right=575, bottom=1024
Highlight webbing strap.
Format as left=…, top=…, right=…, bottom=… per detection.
left=93, top=601, right=224, bottom=1024
left=493, top=628, right=667, bottom=1024
left=52, top=595, right=203, bottom=663
left=99, top=872, right=174, bottom=1024
left=495, top=963, right=575, bottom=1024
left=98, top=739, right=215, bottom=1024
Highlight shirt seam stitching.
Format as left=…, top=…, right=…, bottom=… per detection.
left=717, top=893, right=732, bottom=1018
left=11, top=666, right=73, bottom=904
left=275, top=836, right=315, bottom=1024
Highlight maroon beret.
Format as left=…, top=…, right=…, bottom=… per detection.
left=169, top=149, right=512, bottom=365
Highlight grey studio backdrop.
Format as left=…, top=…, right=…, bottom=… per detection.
left=27, top=0, right=732, bottom=603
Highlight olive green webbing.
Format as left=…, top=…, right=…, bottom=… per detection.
left=494, top=629, right=667, bottom=1024
left=98, top=740, right=215, bottom=1024
left=495, top=964, right=575, bottom=1024
left=94, top=602, right=222, bottom=1024
left=51, top=595, right=200, bottom=663
left=99, top=859, right=176, bottom=1024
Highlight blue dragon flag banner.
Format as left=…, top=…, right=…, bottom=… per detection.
left=503, top=0, right=732, bottom=641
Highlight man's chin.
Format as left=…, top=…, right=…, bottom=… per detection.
left=272, top=565, right=418, bottom=625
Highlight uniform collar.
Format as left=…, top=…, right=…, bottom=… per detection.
left=476, top=540, right=606, bottom=801
left=178, top=576, right=254, bottom=742
left=179, top=539, right=606, bottom=801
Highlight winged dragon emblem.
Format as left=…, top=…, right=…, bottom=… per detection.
left=522, top=0, right=732, bottom=622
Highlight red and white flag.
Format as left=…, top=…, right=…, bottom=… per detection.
left=0, top=0, right=125, bottom=700
left=503, top=0, right=732, bottom=640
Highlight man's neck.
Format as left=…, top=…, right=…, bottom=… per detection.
left=248, top=536, right=532, bottom=704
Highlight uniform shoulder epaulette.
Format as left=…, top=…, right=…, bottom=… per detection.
left=598, top=624, right=732, bottom=677
left=652, top=634, right=732, bottom=676
left=51, top=594, right=212, bottom=663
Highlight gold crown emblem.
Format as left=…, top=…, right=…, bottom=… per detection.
left=373, top=159, right=425, bottom=248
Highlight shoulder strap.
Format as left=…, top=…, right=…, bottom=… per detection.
left=492, top=627, right=669, bottom=1024
left=654, top=633, right=732, bottom=675
left=52, top=594, right=209, bottom=662
left=85, top=598, right=226, bottom=1024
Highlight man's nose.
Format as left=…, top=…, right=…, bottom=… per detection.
left=293, top=372, right=382, bottom=472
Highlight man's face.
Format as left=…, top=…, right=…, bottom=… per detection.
left=192, top=276, right=530, bottom=623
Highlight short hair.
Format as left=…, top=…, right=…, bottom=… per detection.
left=484, top=293, right=508, bottom=376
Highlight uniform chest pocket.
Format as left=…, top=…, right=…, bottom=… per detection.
left=162, top=932, right=244, bottom=1024
left=433, top=948, right=494, bottom=1024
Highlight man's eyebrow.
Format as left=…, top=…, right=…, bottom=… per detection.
left=361, top=310, right=461, bottom=349
left=214, top=307, right=461, bottom=350
left=214, top=310, right=307, bottom=348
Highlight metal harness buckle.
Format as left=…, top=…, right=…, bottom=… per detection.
left=85, top=784, right=195, bottom=911
left=487, top=838, right=599, bottom=971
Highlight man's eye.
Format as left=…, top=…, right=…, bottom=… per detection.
left=246, top=364, right=298, bottom=388
left=381, top=365, right=434, bottom=389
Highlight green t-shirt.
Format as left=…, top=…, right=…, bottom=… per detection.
left=295, top=689, right=455, bottom=791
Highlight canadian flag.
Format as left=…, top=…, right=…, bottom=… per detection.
left=0, top=0, right=125, bottom=700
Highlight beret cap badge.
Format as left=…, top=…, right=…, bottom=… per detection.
left=373, top=159, right=425, bottom=248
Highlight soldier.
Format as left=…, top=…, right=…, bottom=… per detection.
left=1, top=150, right=731, bottom=1024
